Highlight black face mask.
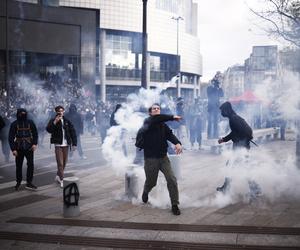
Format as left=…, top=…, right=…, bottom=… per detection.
left=18, top=113, right=27, bottom=120
left=221, top=109, right=227, bottom=117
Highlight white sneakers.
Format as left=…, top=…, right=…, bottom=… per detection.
left=55, top=175, right=64, bottom=188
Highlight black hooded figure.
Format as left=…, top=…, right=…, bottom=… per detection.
left=218, top=101, right=253, bottom=149
left=217, top=102, right=261, bottom=200
left=65, top=104, right=85, bottom=159
left=8, top=108, right=38, bottom=191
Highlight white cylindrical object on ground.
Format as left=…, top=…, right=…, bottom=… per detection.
left=63, top=177, right=80, bottom=217
left=168, top=154, right=181, bottom=179
left=125, top=168, right=139, bottom=198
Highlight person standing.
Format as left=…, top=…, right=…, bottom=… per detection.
left=0, top=114, right=10, bottom=162
left=46, top=106, right=77, bottom=188
left=207, top=72, right=224, bottom=139
left=65, top=104, right=86, bottom=159
left=137, top=103, right=183, bottom=215
left=217, top=102, right=261, bottom=199
left=8, top=109, right=38, bottom=191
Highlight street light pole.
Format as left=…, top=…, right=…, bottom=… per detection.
left=172, top=16, right=183, bottom=98
left=5, top=0, right=10, bottom=109
left=141, top=0, right=148, bottom=89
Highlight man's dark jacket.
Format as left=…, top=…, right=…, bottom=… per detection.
left=65, top=105, right=83, bottom=135
left=220, top=102, right=253, bottom=149
left=46, top=116, right=77, bottom=146
left=139, top=114, right=181, bottom=158
left=8, top=108, right=38, bottom=151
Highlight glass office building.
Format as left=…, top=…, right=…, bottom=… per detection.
left=15, top=0, right=203, bottom=102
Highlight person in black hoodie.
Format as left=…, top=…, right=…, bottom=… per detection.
left=65, top=104, right=86, bottom=159
left=218, top=101, right=253, bottom=149
left=8, top=109, right=38, bottom=191
left=136, top=103, right=183, bottom=215
left=46, top=105, right=77, bottom=188
left=217, top=102, right=261, bottom=199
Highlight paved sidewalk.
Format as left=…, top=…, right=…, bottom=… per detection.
left=0, top=140, right=300, bottom=249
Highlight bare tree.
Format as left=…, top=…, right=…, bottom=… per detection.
left=249, top=0, right=300, bottom=48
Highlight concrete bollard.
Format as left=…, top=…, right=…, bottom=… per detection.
left=63, top=177, right=80, bottom=218
left=168, top=154, right=181, bottom=179
left=125, top=166, right=139, bottom=198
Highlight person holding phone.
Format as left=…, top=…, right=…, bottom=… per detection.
left=46, top=106, right=77, bottom=188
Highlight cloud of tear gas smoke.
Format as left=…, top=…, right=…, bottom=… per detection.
left=184, top=70, right=300, bottom=208
left=12, top=75, right=50, bottom=121
left=177, top=145, right=300, bottom=209
left=102, top=85, right=169, bottom=173
left=10, top=74, right=91, bottom=126
left=104, top=71, right=300, bottom=209
left=254, top=71, right=300, bottom=120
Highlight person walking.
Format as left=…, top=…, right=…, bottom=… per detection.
left=136, top=103, right=183, bottom=215
left=217, top=102, right=261, bottom=200
left=46, top=105, right=77, bottom=188
left=8, top=108, right=38, bottom=191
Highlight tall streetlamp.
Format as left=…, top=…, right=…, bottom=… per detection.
left=141, top=0, right=148, bottom=89
left=172, top=16, right=183, bottom=98
left=5, top=0, right=10, bottom=108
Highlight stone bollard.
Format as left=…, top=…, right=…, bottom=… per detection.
left=125, top=166, right=139, bottom=198
left=168, top=154, right=181, bottom=179
left=63, top=177, right=80, bottom=218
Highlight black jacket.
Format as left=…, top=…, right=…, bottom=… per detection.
left=0, top=116, right=5, bottom=131
left=207, top=85, right=224, bottom=112
left=8, top=109, right=38, bottom=151
left=65, top=111, right=83, bottom=135
left=140, top=114, right=181, bottom=158
left=46, top=117, right=77, bottom=146
left=220, top=102, right=253, bottom=149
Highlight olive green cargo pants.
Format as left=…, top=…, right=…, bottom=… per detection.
left=143, top=156, right=179, bottom=205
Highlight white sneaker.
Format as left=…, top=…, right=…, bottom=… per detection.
left=81, top=155, right=87, bottom=160
left=54, top=175, right=60, bottom=184
left=60, top=180, right=64, bottom=188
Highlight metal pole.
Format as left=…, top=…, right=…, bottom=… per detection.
left=5, top=0, right=9, bottom=109
left=176, top=18, right=179, bottom=55
left=141, top=0, right=148, bottom=89
left=172, top=16, right=183, bottom=98
left=176, top=18, right=180, bottom=97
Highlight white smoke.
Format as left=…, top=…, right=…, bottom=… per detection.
left=193, top=70, right=300, bottom=208
left=253, top=71, right=300, bottom=120
left=102, top=85, right=170, bottom=174
left=103, top=70, right=300, bottom=210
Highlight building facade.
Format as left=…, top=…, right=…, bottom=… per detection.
left=244, top=45, right=279, bottom=91
left=0, top=0, right=99, bottom=96
left=222, top=65, right=245, bottom=98
left=59, top=0, right=203, bottom=102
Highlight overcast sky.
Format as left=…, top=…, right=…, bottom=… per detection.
left=196, top=0, right=281, bottom=82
